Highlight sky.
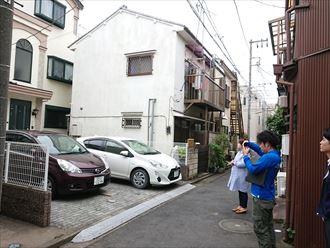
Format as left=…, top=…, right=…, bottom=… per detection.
left=78, top=0, right=285, bottom=104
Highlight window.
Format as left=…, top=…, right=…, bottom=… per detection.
left=14, top=39, right=33, bottom=83
left=84, top=139, right=105, bottom=151
left=35, top=0, right=66, bottom=29
left=225, top=85, right=230, bottom=108
left=47, top=56, right=73, bottom=84
left=122, top=117, right=142, bottom=129
left=44, top=105, right=70, bottom=129
left=5, top=134, right=33, bottom=143
left=127, top=54, right=153, bottom=76
left=243, top=97, right=246, bottom=105
left=105, top=140, right=126, bottom=155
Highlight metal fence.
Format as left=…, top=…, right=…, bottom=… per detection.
left=3, top=142, right=49, bottom=191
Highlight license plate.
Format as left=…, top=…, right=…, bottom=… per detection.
left=94, top=176, right=104, bottom=185
left=174, top=170, right=179, bottom=177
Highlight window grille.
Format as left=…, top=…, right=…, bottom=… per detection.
left=127, top=55, right=153, bottom=76
left=122, top=118, right=142, bottom=129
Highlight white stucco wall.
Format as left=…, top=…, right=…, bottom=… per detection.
left=241, top=86, right=265, bottom=141
left=71, top=11, right=186, bottom=154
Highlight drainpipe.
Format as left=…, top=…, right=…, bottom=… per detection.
left=147, top=98, right=157, bottom=147
left=276, top=78, right=294, bottom=241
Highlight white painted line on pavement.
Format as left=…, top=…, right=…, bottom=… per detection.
left=72, top=183, right=196, bottom=243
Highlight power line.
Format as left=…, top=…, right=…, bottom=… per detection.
left=232, top=0, right=249, bottom=51
left=257, top=65, right=275, bottom=77
left=197, top=0, right=236, bottom=67
left=252, top=0, right=285, bottom=9
left=186, top=0, right=249, bottom=83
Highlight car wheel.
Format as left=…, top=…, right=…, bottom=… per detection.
left=47, top=176, right=57, bottom=198
left=130, top=169, right=149, bottom=189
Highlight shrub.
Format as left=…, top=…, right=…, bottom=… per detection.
left=209, top=133, right=230, bottom=172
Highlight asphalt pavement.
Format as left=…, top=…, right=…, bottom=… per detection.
left=62, top=172, right=291, bottom=248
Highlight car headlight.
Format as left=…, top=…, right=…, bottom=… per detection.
left=149, top=160, right=168, bottom=169
left=57, top=159, right=82, bottom=173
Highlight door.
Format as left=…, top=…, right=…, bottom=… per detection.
left=104, top=140, right=130, bottom=179
left=9, top=99, right=31, bottom=130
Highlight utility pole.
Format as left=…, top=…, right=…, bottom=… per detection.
left=247, top=38, right=268, bottom=139
left=0, top=0, right=14, bottom=212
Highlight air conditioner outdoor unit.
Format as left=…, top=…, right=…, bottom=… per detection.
left=278, top=95, right=288, bottom=108
left=281, top=134, right=289, bottom=155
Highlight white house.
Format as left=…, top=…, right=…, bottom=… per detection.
left=240, top=85, right=272, bottom=141
left=69, top=6, right=230, bottom=160
left=7, top=0, right=83, bottom=133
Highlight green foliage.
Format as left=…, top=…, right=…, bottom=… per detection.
left=177, top=146, right=186, bottom=159
left=209, top=133, right=230, bottom=172
left=286, top=227, right=296, bottom=240
left=266, top=107, right=286, bottom=137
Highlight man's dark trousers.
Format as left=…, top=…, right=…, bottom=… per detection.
left=252, top=197, right=276, bottom=248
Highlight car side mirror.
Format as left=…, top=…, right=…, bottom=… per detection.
left=120, top=150, right=129, bottom=157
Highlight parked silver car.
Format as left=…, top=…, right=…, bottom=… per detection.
left=77, top=136, right=181, bottom=189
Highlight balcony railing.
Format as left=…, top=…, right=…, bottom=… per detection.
left=184, top=73, right=225, bottom=111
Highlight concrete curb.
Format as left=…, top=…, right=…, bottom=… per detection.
left=71, top=184, right=196, bottom=243
left=189, top=170, right=230, bottom=185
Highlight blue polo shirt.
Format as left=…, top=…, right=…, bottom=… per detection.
left=243, top=142, right=281, bottom=200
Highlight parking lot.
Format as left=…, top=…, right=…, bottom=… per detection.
left=51, top=179, right=183, bottom=231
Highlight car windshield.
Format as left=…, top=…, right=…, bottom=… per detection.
left=36, top=134, right=88, bottom=155
left=122, top=140, right=160, bottom=155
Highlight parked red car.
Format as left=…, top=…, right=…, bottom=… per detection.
left=6, top=130, right=111, bottom=196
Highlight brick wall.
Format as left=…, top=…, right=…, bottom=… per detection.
left=1, top=184, right=51, bottom=227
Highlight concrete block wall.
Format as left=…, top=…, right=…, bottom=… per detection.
left=1, top=184, right=51, bottom=227
left=181, top=139, right=198, bottom=180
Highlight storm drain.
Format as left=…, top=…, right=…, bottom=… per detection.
left=218, top=219, right=254, bottom=234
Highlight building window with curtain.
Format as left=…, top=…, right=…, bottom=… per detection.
left=35, top=0, right=66, bottom=29
left=47, top=56, right=73, bottom=84
left=44, top=105, right=70, bottom=129
left=14, top=39, right=33, bottom=83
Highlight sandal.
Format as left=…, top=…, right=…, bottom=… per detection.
left=232, top=206, right=241, bottom=212
left=235, top=208, right=247, bottom=214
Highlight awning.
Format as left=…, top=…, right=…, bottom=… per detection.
left=173, top=110, right=215, bottom=124
left=9, top=82, right=53, bottom=100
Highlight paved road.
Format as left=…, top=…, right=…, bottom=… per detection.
left=74, top=173, right=262, bottom=248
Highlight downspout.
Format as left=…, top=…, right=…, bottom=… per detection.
left=147, top=98, right=157, bottom=147
left=277, top=78, right=294, bottom=241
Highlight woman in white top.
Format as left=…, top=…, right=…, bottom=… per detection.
left=227, top=138, right=249, bottom=214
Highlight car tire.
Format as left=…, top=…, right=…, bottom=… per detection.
left=47, top=176, right=57, bottom=198
left=130, top=168, right=150, bottom=189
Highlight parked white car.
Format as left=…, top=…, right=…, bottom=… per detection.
left=77, top=136, right=182, bottom=189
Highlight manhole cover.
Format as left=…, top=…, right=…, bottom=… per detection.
left=219, top=219, right=254, bottom=234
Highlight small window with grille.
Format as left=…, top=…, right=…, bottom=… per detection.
left=126, top=51, right=155, bottom=76
left=122, top=118, right=142, bottom=129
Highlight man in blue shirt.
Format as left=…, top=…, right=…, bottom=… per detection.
left=242, top=130, right=281, bottom=248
